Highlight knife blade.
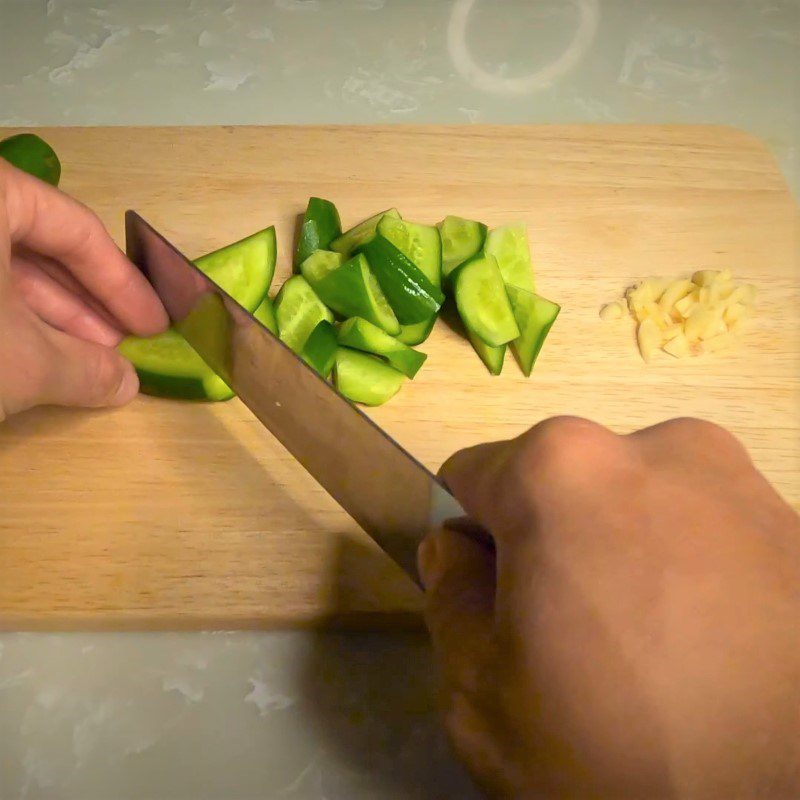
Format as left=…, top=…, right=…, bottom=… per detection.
left=125, top=211, right=465, bottom=585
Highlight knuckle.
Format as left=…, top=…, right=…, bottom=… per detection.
left=663, top=417, right=745, bottom=453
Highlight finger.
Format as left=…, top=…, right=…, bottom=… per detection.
left=38, top=323, right=139, bottom=410
left=1, top=160, right=167, bottom=336
left=419, top=524, right=496, bottom=691
left=12, top=255, right=124, bottom=346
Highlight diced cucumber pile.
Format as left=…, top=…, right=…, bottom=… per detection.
left=119, top=197, right=560, bottom=406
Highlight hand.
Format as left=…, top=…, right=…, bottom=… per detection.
left=420, top=417, right=800, bottom=799
left=0, top=159, right=167, bottom=421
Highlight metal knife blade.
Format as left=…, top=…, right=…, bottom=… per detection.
left=125, top=211, right=464, bottom=585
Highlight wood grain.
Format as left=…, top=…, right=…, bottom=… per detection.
left=0, top=125, right=797, bottom=630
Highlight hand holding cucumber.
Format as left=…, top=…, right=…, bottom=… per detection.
left=0, top=156, right=167, bottom=420
left=420, top=417, right=800, bottom=800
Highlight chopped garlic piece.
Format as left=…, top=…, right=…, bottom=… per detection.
left=692, top=269, right=721, bottom=287
left=663, top=333, right=692, bottom=358
left=637, top=318, right=662, bottom=362
left=673, top=293, right=697, bottom=319
left=659, top=279, right=694, bottom=313
left=600, top=302, right=624, bottom=321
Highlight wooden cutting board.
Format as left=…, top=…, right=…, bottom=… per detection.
left=1, top=125, right=798, bottom=631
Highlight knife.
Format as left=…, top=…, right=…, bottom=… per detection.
left=125, top=211, right=465, bottom=586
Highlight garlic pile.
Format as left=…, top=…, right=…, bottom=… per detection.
left=600, top=270, right=756, bottom=362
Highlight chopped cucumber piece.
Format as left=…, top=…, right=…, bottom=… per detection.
left=119, top=330, right=233, bottom=402
left=359, top=217, right=445, bottom=325
left=301, top=320, right=338, bottom=378
left=275, top=275, right=334, bottom=354
left=305, top=252, right=399, bottom=335
left=295, top=197, right=342, bottom=267
left=253, top=295, right=277, bottom=336
left=438, top=215, right=487, bottom=278
left=378, top=216, right=442, bottom=289
left=397, top=315, right=437, bottom=346
left=331, top=208, right=401, bottom=257
left=0, top=132, right=61, bottom=186
left=485, top=223, right=534, bottom=293
left=507, top=286, right=560, bottom=376
left=334, top=348, right=406, bottom=407
left=300, top=249, right=345, bottom=284
left=452, top=253, right=520, bottom=347
left=195, top=226, right=277, bottom=313
left=468, top=332, right=505, bottom=376
left=338, top=317, right=427, bottom=379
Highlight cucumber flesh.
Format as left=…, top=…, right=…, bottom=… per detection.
left=301, top=320, right=338, bottom=378
left=485, top=223, right=535, bottom=293
left=300, top=249, right=344, bottom=284
left=338, top=317, right=427, bottom=379
left=468, top=332, right=505, bottom=376
left=507, top=286, right=560, bottom=376
left=438, top=215, right=487, bottom=278
left=397, top=315, right=437, bottom=346
left=331, top=208, right=401, bottom=257
left=275, top=275, right=334, bottom=354
left=305, top=253, right=399, bottom=335
left=334, top=347, right=405, bottom=406
left=453, top=253, right=520, bottom=347
left=118, top=330, right=233, bottom=402
left=253, top=295, right=278, bottom=336
left=295, top=197, right=342, bottom=267
left=378, top=216, right=442, bottom=289
left=359, top=217, right=445, bottom=324
left=195, top=226, right=277, bottom=312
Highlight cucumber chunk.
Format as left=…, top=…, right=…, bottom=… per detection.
left=485, top=223, right=535, bottom=293
left=300, top=249, right=345, bottom=284
left=396, top=315, right=437, bottom=346
left=468, top=332, right=505, bottom=376
left=331, top=208, right=401, bottom=257
left=300, top=320, right=338, bottom=378
left=378, top=216, right=442, bottom=289
left=0, top=132, right=61, bottom=186
left=253, top=295, right=278, bottom=335
left=119, top=330, right=233, bottom=402
left=295, top=197, right=342, bottom=267
left=438, top=215, right=487, bottom=279
left=304, top=252, right=399, bottom=335
left=275, top=275, right=334, bottom=354
left=506, top=286, right=560, bottom=376
left=334, top=347, right=406, bottom=406
left=195, top=226, right=277, bottom=312
left=452, top=253, right=520, bottom=347
left=338, top=317, right=427, bottom=378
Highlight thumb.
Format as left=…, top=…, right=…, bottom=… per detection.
left=38, top=323, right=139, bottom=410
left=418, top=522, right=496, bottom=688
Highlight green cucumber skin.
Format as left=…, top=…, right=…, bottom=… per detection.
left=507, top=287, right=561, bottom=377
left=396, top=316, right=437, bottom=346
left=301, top=320, right=338, bottom=379
left=331, top=208, right=401, bottom=257
left=295, top=198, right=342, bottom=267
left=334, top=347, right=405, bottom=407
left=452, top=254, right=520, bottom=347
left=359, top=234, right=444, bottom=325
left=337, top=317, right=427, bottom=379
left=0, top=132, right=61, bottom=186
left=379, top=217, right=442, bottom=289
left=468, top=332, right=505, bottom=376
left=135, top=367, right=234, bottom=402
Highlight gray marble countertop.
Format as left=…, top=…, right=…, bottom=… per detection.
left=1, top=1, right=798, bottom=798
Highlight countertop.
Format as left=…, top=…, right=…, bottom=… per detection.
left=0, top=1, right=798, bottom=798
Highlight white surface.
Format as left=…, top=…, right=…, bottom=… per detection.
left=1, top=1, right=798, bottom=798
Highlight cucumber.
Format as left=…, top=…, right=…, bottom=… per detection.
left=0, top=132, right=61, bottom=186
left=119, top=330, right=234, bottom=402
left=334, top=348, right=406, bottom=407
left=295, top=197, right=342, bottom=267
left=331, top=208, right=401, bottom=257
left=485, top=223, right=534, bottom=293
left=304, top=252, right=399, bottom=335
left=338, top=317, right=427, bottom=379
left=300, top=320, right=338, bottom=379
left=468, top=332, right=505, bottom=376
left=253, top=295, right=278, bottom=336
left=195, top=226, right=277, bottom=312
left=377, top=216, right=442, bottom=289
left=452, top=253, right=520, bottom=347
left=438, top=215, right=487, bottom=279
left=299, top=249, right=345, bottom=284
left=359, top=217, right=445, bottom=325
left=397, top=315, right=437, bottom=346
left=506, top=286, right=560, bottom=377
left=275, top=275, right=335, bottom=354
